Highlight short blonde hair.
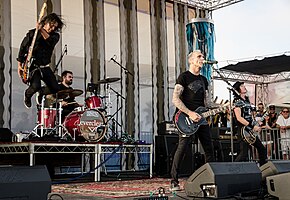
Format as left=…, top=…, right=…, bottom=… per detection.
left=188, top=50, right=202, bottom=62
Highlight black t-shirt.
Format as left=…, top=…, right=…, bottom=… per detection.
left=176, top=71, right=208, bottom=111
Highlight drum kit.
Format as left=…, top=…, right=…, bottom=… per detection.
left=29, top=77, right=121, bottom=142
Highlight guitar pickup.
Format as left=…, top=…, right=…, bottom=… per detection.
left=185, top=117, right=191, bottom=125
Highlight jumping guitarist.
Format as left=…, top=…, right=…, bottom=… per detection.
left=17, top=12, right=65, bottom=108
left=170, top=50, right=215, bottom=191
left=232, top=81, right=267, bottom=166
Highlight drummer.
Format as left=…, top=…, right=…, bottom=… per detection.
left=58, top=70, right=81, bottom=122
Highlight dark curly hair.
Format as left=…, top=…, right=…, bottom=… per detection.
left=40, top=13, right=65, bottom=32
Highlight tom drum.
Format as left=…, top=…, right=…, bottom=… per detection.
left=37, top=108, right=57, bottom=128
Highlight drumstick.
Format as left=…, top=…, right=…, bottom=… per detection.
left=66, top=101, right=78, bottom=105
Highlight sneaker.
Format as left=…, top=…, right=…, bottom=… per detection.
left=36, top=92, right=43, bottom=105
left=170, top=180, right=181, bottom=191
left=24, top=96, right=32, bottom=108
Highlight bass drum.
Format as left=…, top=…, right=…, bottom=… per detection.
left=63, top=109, right=107, bottom=142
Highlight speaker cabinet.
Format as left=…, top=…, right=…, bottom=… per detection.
left=260, top=160, right=290, bottom=181
left=0, top=128, right=13, bottom=142
left=266, top=172, right=290, bottom=200
left=155, top=135, right=194, bottom=177
left=185, top=162, right=262, bottom=198
left=0, top=165, right=51, bottom=200
left=217, top=140, right=240, bottom=162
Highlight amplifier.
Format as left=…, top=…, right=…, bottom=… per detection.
left=158, top=121, right=177, bottom=135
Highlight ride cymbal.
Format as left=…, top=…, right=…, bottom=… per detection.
left=96, top=77, right=120, bottom=84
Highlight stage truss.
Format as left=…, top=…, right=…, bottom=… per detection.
left=213, top=70, right=290, bottom=105
left=0, top=142, right=153, bottom=182
left=174, top=0, right=244, bottom=10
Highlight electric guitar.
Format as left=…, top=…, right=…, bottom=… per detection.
left=20, top=2, right=47, bottom=84
left=174, top=102, right=230, bottom=136
left=241, top=111, right=269, bottom=145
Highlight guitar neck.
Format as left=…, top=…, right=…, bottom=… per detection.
left=201, top=107, right=226, bottom=118
left=26, top=3, right=47, bottom=62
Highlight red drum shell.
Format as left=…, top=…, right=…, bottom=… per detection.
left=38, top=108, right=57, bottom=128
left=85, top=96, right=103, bottom=109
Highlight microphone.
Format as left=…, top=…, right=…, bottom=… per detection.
left=64, top=44, right=67, bottom=55
left=109, top=55, right=116, bottom=62
left=203, top=60, right=218, bottom=64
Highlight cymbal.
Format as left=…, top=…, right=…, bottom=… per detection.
left=96, top=77, right=120, bottom=84
left=57, top=89, right=83, bottom=99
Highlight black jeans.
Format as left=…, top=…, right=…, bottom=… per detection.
left=171, top=125, right=214, bottom=182
left=25, top=67, right=59, bottom=99
left=235, top=127, right=267, bottom=166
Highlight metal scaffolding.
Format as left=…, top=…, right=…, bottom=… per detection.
left=174, top=0, right=245, bottom=10
left=213, top=70, right=290, bottom=105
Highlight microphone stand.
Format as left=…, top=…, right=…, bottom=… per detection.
left=110, top=56, right=134, bottom=141
left=212, top=66, right=242, bottom=162
left=54, top=45, right=67, bottom=75
left=110, top=57, right=134, bottom=77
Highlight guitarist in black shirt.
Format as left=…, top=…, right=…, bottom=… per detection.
left=17, top=13, right=65, bottom=108
left=232, top=81, right=267, bottom=166
left=170, top=50, right=214, bottom=191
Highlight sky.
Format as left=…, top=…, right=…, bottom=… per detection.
left=210, top=0, right=290, bottom=102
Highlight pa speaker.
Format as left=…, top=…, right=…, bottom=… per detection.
left=0, top=128, right=13, bottom=142
left=0, top=165, right=51, bottom=200
left=266, top=172, right=290, bottom=200
left=185, top=162, right=262, bottom=198
left=260, top=160, right=290, bottom=181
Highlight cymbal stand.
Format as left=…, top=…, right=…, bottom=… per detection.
left=48, top=98, right=73, bottom=141
left=24, top=96, right=46, bottom=140
left=106, top=84, right=125, bottom=140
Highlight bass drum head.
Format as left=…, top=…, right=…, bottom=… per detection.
left=79, top=109, right=107, bottom=142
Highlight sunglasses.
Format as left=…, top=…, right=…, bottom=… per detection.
left=282, top=111, right=289, bottom=113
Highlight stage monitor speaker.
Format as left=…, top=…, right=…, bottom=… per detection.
left=260, top=160, right=290, bottom=181
left=266, top=172, right=290, bottom=200
left=0, top=128, right=13, bottom=142
left=184, top=162, right=262, bottom=198
left=0, top=165, right=51, bottom=200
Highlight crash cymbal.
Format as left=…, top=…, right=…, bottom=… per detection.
left=69, top=89, right=83, bottom=98
left=96, top=77, right=120, bottom=84
left=57, top=89, right=83, bottom=99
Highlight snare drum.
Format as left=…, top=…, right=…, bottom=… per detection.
left=85, top=96, right=103, bottom=109
left=38, top=108, right=57, bottom=128
left=63, top=109, right=107, bottom=142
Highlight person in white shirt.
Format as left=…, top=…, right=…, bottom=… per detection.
left=276, top=107, right=290, bottom=160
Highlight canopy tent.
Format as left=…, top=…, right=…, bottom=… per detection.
left=221, top=54, right=290, bottom=75
left=214, top=54, right=290, bottom=105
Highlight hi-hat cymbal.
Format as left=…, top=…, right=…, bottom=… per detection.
left=96, top=77, right=120, bottom=84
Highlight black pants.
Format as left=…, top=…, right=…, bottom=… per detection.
left=171, top=125, right=214, bottom=182
left=235, top=127, right=267, bottom=166
left=25, top=67, right=59, bottom=99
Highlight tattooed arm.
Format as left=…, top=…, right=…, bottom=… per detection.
left=172, top=84, right=201, bottom=122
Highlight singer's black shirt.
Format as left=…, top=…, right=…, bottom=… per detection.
left=175, top=71, right=208, bottom=111
left=17, top=28, right=59, bottom=70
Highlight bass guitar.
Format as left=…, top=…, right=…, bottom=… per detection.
left=20, top=2, right=47, bottom=84
left=174, top=102, right=230, bottom=136
left=241, top=111, right=268, bottom=145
